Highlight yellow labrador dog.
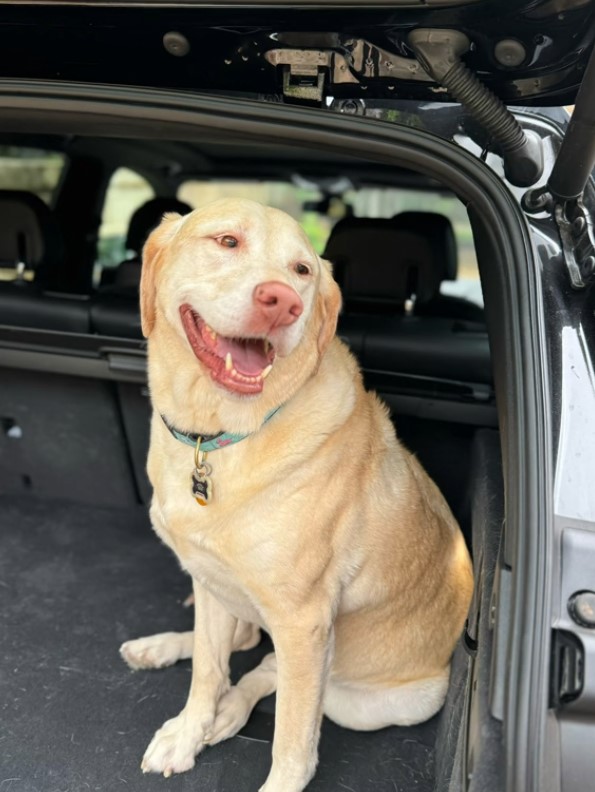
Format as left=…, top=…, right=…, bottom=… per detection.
left=120, top=198, right=473, bottom=792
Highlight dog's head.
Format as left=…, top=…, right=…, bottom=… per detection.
left=141, top=198, right=341, bottom=407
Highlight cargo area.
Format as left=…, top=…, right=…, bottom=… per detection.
left=1, top=494, right=439, bottom=792
left=0, top=117, right=507, bottom=791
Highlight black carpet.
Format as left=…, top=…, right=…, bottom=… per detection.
left=0, top=495, right=437, bottom=792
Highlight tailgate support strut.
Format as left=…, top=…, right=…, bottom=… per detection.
left=524, top=42, right=595, bottom=289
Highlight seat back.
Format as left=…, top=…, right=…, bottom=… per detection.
left=324, top=216, right=441, bottom=314
left=0, top=190, right=89, bottom=332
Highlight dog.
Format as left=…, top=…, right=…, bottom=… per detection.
left=119, top=198, right=473, bottom=792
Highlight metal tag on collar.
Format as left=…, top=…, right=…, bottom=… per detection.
left=191, top=437, right=213, bottom=506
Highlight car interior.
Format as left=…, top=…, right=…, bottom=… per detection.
left=1, top=130, right=504, bottom=791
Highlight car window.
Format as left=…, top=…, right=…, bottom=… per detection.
left=178, top=181, right=482, bottom=307
left=96, top=167, right=154, bottom=283
left=0, top=145, right=66, bottom=203
left=178, top=180, right=332, bottom=253
left=0, top=146, right=66, bottom=282
left=344, top=187, right=482, bottom=307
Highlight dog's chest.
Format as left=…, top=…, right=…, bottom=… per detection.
left=150, top=495, right=266, bottom=628
left=184, top=549, right=264, bottom=627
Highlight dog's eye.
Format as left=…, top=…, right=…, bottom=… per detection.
left=218, top=235, right=238, bottom=248
left=295, top=263, right=311, bottom=276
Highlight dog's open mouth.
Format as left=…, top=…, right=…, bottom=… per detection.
left=180, top=303, right=275, bottom=395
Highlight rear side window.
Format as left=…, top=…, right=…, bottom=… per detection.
left=178, top=180, right=333, bottom=254
left=96, top=167, right=154, bottom=282
left=0, top=146, right=66, bottom=204
left=0, top=146, right=66, bottom=282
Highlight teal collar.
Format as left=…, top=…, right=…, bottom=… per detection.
left=161, top=405, right=282, bottom=452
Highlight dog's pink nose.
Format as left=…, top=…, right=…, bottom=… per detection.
left=252, top=281, right=303, bottom=328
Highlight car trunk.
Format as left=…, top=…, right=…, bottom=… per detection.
left=0, top=90, right=532, bottom=791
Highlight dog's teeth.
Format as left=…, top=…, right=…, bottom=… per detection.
left=225, top=353, right=233, bottom=371
left=206, top=325, right=217, bottom=340
left=264, top=340, right=271, bottom=355
left=231, top=367, right=238, bottom=377
left=262, top=364, right=272, bottom=380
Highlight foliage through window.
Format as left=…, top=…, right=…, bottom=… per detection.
left=0, top=146, right=66, bottom=204
left=96, top=167, right=154, bottom=279
left=0, top=147, right=66, bottom=282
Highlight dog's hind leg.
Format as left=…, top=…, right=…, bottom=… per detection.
left=207, top=652, right=277, bottom=746
left=323, top=670, right=450, bottom=730
left=120, top=631, right=193, bottom=670
left=120, top=621, right=261, bottom=671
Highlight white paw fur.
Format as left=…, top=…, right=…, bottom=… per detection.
left=141, top=711, right=205, bottom=777
left=120, top=632, right=189, bottom=670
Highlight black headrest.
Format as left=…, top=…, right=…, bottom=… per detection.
left=392, top=211, right=458, bottom=281
left=323, top=216, right=442, bottom=308
left=125, top=197, right=192, bottom=255
left=0, top=190, right=62, bottom=273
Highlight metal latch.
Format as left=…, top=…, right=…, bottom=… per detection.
left=550, top=629, right=585, bottom=708
left=265, top=49, right=330, bottom=103
left=264, top=41, right=430, bottom=103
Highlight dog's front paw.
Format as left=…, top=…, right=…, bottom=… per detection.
left=206, top=687, right=252, bottom=746
left=120, top=633, right=187, bottom=670
left=141, top=712, right=204, bottom=777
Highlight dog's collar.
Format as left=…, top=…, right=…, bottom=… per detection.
left=161, top=406, right=282, bottom=452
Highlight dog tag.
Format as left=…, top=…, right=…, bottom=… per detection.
left=191, top=468, right=212, bottom=506
left=192, top=438, right=212, bottom=506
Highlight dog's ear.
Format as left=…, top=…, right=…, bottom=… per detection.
left=316, top=257, right=343, bottom=357
left=140, top=212, right=183, bottom=337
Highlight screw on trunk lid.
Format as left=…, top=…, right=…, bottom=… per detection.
left=494, top=39, right=527, bottom=69
left=163, top=31, right=190, bottom=58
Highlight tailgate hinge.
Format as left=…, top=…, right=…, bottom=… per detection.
left=524, top=189, right=595, bottom=289
left=554, top=198, right=595, bottom=289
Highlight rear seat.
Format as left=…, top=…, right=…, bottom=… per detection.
left=391, top=210, right=484, bottom=322
left=0, top=190, right=90, bottom=332
left=0, top=190, right=490, bottom=393
left=91, top=197, right=191, bottom=338
left=323, top=215, right=491, bottom=386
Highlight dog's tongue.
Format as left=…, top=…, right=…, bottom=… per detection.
left=215, top=336, right=268, bottom=376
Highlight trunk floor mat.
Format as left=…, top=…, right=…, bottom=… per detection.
left=1, top=495, right=437, bottom=792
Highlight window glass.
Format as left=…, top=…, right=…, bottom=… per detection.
left=0, top=147, right=66, bottom=282
left=0, top=146, right=66, bottom=204
left=178, top=181, right=332, bottom=253
left=96, top=168, right=154, bottom=280
left=177, top=181, right=481, bottom=306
